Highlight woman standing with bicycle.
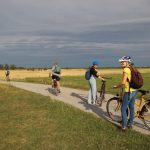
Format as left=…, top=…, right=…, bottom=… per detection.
left=113, top=56, right=137, bottom=131
left=88, top=61, right=105, bottom=105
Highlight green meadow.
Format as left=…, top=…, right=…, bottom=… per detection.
left=0, top=84, right=150, bottom=150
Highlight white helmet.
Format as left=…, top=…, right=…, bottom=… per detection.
left=118, top=56, right=131, bottom=63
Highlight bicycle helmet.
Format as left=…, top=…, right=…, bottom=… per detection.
left=118, top=56, right=131, bottom=62
left=92, top=60, right=99, bottom=66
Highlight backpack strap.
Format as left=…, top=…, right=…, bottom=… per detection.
left=128, top=66, right=132, bottom=100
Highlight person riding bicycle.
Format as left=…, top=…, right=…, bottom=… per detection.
left=5, top=69, right=10, bottom=81
left=88, top=60, right=105, bottom=105
left=50, top=63, right=61, bottom=93
left=113, top=56, right=138, bottom=131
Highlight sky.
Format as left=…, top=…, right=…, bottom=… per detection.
left=0, top=0, right=150, bottom=68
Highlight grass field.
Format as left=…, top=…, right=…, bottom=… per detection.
left=0, top=84, right=150, bottom=150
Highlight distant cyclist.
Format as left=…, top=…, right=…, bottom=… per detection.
left=5, top=65, right=10, bottom=81
left=5, top=69, right=10, bottom=81
left=50, top=63, right=61, bottom=93
left=88, top=60, right=105, bottom=105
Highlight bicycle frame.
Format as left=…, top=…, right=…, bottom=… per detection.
left=99, top=80, right=106, bottom=99
left=53, top=79, right=59, bottom=96
left=97, top=77, right=112, bottom=106
left=112, top=88, right=148, bottom=117
left=134, top=94, right=150, bottom=119
left=112, top=88, right=123, bottom=112
left=107, top=88, right=150, bottom=129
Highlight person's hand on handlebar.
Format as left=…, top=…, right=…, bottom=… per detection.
left=98, top=75, right=105, bottom=81
left=113, top=84, right=124, bottom=89
left=113, top=85, right=118, bottom=89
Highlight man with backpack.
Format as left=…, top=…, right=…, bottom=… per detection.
left=113, top=56, right=143, bottom=131
left=50, top=63, right=61, bottom=93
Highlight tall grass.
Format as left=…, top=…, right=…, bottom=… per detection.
left=0, top=84, right=150, bottom=150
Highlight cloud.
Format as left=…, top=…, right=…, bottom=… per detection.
left=0, top=0, right=150, bottom=67
left=0, top=0, right=150, bottom=32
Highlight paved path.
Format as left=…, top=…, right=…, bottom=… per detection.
left=0, top=80, right=149, bottom=135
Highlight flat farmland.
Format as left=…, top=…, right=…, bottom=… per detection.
left=0, top=68, right=150, bottom=80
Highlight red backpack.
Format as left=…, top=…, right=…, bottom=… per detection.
left=128, top=65, right=144, bottom=89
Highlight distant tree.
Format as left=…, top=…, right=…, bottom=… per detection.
left=0, top=64, right=4, bottom=70
left=10, top=64, right=17, bottom=70
left=17, top=66, right=25, bottom=70
left=38, top=68, right=42, bottom=71
left=43, top=68, right=47, bottom=70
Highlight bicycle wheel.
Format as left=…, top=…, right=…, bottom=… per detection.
left=97, top=84, right=105, bottom=106
left=141, top=101, right=150, bottom=129
left=53, top=80, right=58, bottom=96
left=106, top=98, right=122, bottom=122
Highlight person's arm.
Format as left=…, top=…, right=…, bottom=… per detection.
left=98, top=75, right=105, bottom=81
left=113, top=72, right=128, bottom=88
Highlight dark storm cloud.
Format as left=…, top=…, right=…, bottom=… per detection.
left=0, top=0, right=150, bottom=67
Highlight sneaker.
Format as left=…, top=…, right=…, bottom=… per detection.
left=118, top=126, right=127, bottom=132
left=87, top=102, right=92, bottom=105
left=121, top=128, right=127, bottom=132
left=127, top=125, right=132, bottom=129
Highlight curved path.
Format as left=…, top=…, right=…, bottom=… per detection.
left=0, top=80, right=149, bottom=135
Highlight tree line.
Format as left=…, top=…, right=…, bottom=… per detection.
left=0, top=64, right=48, bottom=70
left=0, top=64, right=17, bottom=70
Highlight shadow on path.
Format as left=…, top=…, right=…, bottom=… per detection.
left=46, top=87, right=56, bottom=96
left=71, top=92, right=87, bottom=102
left=71, top=92, right=110, bottom=121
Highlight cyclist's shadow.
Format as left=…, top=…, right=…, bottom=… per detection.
left=46, top=87, right=56, bottom=95
left=70, top=92, right=109, bottom=121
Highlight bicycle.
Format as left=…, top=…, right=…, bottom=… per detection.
left=106, top=88, right=150, bottom=129
left=96, top=77, right=112, bottom=107
left=53, top=79, right=59, bottom=96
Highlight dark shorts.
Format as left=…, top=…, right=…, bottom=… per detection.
left=52, top=75, right=60, bottom=81
left=6, top=74, right=9, bottom=77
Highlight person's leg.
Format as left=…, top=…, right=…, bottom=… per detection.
left=121, top=92, right=130, bottom=129
left=91, top=78, right=97, bottom=104
left=88, top=80, right=92, bottom=104
left=128, top=91, right=137, bottom=127
left=51, top=79, right=54, bottom=88
left=6, top=75, right=9, bottom=81
left=89, top=76, right=97, bottom=104
left=8, top=75, right=10, bottom=81
left=56, top=76, right=60, bottom=92
left=57, top=81, right=60, bottom=92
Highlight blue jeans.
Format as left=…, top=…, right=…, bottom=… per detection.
left=121, top=91, right=137, bottom=128
left=88, top=76, right=97, bottom=104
